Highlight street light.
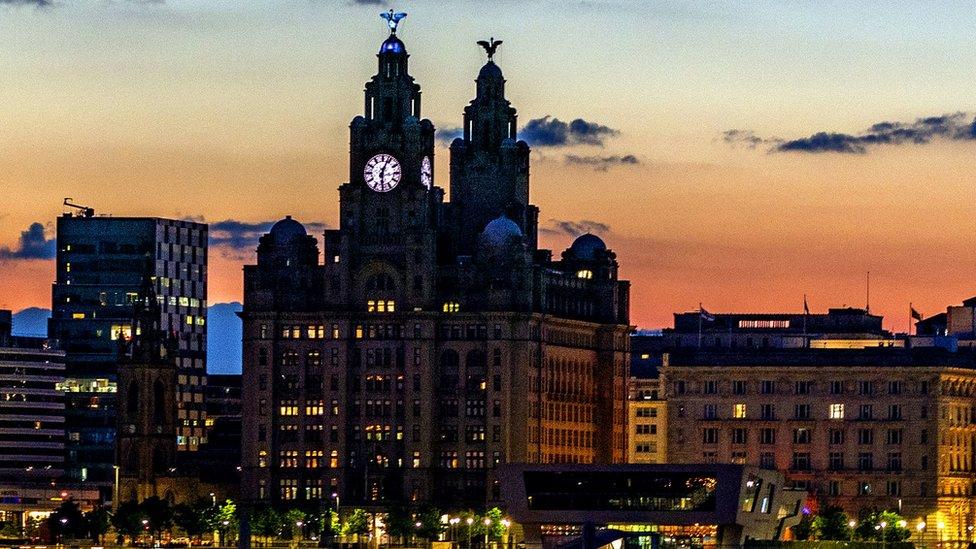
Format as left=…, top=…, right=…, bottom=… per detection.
left=484, top=518, right=492, bottom=549
left=466, top=518, right=474, bottom=549
left=848, top=520, right=856, bottom=542
left=59, top=518, right=67, bottom=547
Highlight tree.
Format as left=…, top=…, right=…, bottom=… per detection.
left=85, top=506, right=112, bottom=543
left=216, top=499, right=238, bottom=544
left=385, top=505, right=414, bottom=545
left=283, top=508, right=307, bottom=540
left=250, top=505, right=283, bottom=543
left=48, top=500, right=87, bottom=541
left=415, top=506, right=444, bottom=542
left=343, top=508, right=370, bottom=538
left=812, top=507, right=852, bottom=541
left=855, top=510, right=911, bottom=542
left=112, top=501, right=146, bottom=543
left=174, top=500, right=213, bottom=539
left=139, top=496, right=174, bottom=539
left=791, top=512, right=814, bottom=541
left=484, top=508, right=505, bottom=540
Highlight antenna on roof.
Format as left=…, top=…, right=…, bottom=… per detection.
left=865, top=271, right=870, bottom=313
left=63, top=198, right=94, bottom=218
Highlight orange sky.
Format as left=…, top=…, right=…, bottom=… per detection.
left=1, top=1, right=975, bottom=332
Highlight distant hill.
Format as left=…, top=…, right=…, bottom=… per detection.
left=11, top=307, right=50, bottom=337
left=10, top=303, right=243, bottom=374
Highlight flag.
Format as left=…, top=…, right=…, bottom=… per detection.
left=910, top=306, right=922, bottom=321
left=699, top=305, right=715, bottom=322
left=803, top=295, right=810, bottom=315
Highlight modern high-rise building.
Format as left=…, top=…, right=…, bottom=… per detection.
left=240, top=24, right=630, bottom=509
left=0, top=310, right=100, bottom=525
left=663, top=348, right=976, bottom=544
left=49, top=211, right=207, bottom=501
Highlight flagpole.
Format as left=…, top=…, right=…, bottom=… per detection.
left=803, top=294, right=808, bottom=347
left=698, top=303, right=703, bottom=349
left=909, top=302, right=912, bottom=337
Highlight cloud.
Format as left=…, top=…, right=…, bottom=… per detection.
left=351, top=0, right=387, bottom=4
left=725, top=112, right=976, bottom=154
left=0, top=223, right=56, bottom=260
left=520, top=116, right=619, bottom=147
left=721, top=129, right=765, bottom=149
left=436, top=126, right=464, bottom=144
left=539, top=219, right=610, bottom=238
left=0, top=0, right=52, bottom=5
left=207, top=219, right=328, bottom=253
left=564, top=154, right=639, bottom=171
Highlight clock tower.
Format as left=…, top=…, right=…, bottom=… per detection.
left=334, top=19, right=441, bottom=313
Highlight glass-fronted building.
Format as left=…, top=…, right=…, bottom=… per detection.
left=49, top=213, right=207, bottom=502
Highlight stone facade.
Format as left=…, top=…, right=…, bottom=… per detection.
left=239, top=29, right=630, bottom=509
left=663, top=349, right=976, bottom=544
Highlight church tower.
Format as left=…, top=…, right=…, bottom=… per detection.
left=332, top=13, right=441, bottom=313
left=116, top=282, right=178, bottom=502
left=449, top=40, right=535, bottom=256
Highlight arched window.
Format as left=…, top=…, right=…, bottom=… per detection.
left=127, top=381, right=139, bottom=417
left=153, top=379, right=166, bottom=425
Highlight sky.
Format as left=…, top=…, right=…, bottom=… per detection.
left=1, top=0, right=975, bottom=335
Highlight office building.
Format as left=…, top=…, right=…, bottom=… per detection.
left=49, top=211, right=207, bottom=501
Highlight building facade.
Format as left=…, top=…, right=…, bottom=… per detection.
left=626, top=377, right=667, bottom=464
left=240, top=25, right=630, bottom=509
left=0, top=313, right=101, bottom=525
left=663, top=349, right=976, bottom=544
left=667, top=308, right=894, bottom=350
left=49, top=212, right=207, bottom=500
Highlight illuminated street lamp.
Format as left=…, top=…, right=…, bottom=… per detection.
left=466, top=517, right=474, bottom=549
left=59, top=518, right=68, bottom=547
left=484, top=518, right=492, bottom=549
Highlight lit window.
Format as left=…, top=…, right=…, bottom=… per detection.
left=733, top=403, right=747, bottom=419
left=576, top=269, right=593, bottom=279
left=72, top=313, right=86, bottom=320
left=442, top=301, right=460, bottom=313
left=830, top=403, right=845, bottom=419
left=65, top=262, right=71, bottom=273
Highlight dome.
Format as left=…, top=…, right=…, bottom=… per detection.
left=480, top=215, right=523, bottom=249
left=569, top=233, right=606, bottom=260
left=380, top=35, right=405, bottom=55
left=269, top=216, right=307, bottom=245
left=478, top=61, right=503, bottom=81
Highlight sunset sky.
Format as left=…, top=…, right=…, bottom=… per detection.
left=1, top=0, right=975, bottom=334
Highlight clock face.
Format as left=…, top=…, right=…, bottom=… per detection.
left=364, top=153, right=402, bottom=193
left=420, top=156, right=432, bottom=189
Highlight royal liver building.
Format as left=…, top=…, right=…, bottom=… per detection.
left=240, top=17, right=630, bottom=509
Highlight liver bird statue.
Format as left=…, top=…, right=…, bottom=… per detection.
left=381, top=9, right=407, bottom=34
left=477, top=37, right=503, bottom=61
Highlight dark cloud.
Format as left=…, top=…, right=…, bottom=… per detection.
left=0, top=223, right=56, bottom=260
left=564, top=154, right=639, bottom=171
left=436, top=127, right=464, bottom=144
left=207, top=219, right=328, bottom=252
left=539, top=219, right=610, bottom=238
left=726, top=112, right=976, bottom=154
left=0, top=0, right=52, bottom=5
left=520, top=116, right=619, bottom=147
left=721, top=129, right=765, bottom=149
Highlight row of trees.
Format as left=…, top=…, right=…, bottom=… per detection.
left=793, top=507, right=912, bottom=542
left=40, top=499, right=510, bottom=547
